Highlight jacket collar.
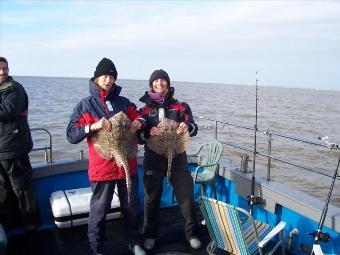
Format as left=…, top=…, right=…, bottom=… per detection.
left=139, top=87, right=175, bottom=107
left=0, top=76, right=14, bottom=91
left=89, top=78, right=122, bottom=101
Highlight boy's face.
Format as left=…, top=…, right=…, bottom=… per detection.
left=96, top=75, right=115, bottom=91
left=0, top=61, right=9, bottom=84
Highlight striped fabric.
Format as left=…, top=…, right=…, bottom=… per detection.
left=201, top=197, right=249, bottom=254
left=199, top=197, right=274, bottom=255
left=241, top=218, right=273, bottom=255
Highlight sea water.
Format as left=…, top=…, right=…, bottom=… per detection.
left=15, top=76, right=340, bottom=206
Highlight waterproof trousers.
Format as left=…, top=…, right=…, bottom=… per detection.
left=0, top=223, right=6, bottom=255
left=88, top=175, right=141, bottom=254
left=0, top=154, right=40, bottom=231
left=142, top=147, right=198, bottom=240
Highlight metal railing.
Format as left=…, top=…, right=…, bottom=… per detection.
left=30, top=128, right=53, bottom=163
left=197, top=116, right=340, bottom=181
left=29, top=119, right=339, bottom=180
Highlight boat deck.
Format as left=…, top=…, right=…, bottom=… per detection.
left=7, top=206, right=209, bottom=255
left=6, top=205, right=292, bottom=255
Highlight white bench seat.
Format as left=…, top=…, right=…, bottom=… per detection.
left=50, top=187, right=121, bottom=228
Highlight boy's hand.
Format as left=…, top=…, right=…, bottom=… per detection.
left=91, top=118, right=111, bottom=132
left=150, top=126, right=161, bottom=136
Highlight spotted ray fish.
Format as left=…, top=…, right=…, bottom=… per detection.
left=91, top=111, right=138, bottom=202
left=147, top=119, right=190, bottom=185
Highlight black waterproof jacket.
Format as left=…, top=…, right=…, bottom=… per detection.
left=0, top=76, right=33, bottom=160
left=138, top=87, right=198, bottom=141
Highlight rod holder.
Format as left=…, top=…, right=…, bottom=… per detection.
left=79, top=150, right=84, bottom=160
left=240, top=154, right=251, bottom=172
left=288, top=228, right=299, bottom=250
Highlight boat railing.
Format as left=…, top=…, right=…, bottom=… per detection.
left=28, top=119, right=339, bottom=181
left=197, top=116, right=340, bottom=181
left=30, top=128, right=53, bottom=163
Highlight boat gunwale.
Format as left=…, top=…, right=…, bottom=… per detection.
left=32, top=155, right=340, bottom=233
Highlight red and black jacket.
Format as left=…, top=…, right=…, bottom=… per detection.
left=138, top=87, right=198, bottom=143
left=66, top=79, right=145, bottom=181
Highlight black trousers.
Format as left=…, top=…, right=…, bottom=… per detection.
left=88, top=175, right=142, bottom=254
left=0, top=154, right=40, bottom=231
left=142, top=147, right=198, bottom=240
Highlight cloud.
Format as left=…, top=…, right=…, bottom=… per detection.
left=1, top=1, right=340, bottom=89
left=3, top=1, right=340, bottom=48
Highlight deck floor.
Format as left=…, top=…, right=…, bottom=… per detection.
left=7, top=206, right=213, bottom=255
left=6, top=205, right=292, bottom=255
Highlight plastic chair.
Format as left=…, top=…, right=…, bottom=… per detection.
left=312, top=244, right=324, bottom=255
left=199, top=196, right=286, bottom=255
left=311, top=244, right=335, bottom=255
left=191, top=140, right=223, bottom=199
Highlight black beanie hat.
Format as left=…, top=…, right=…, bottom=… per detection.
left=149, top=69, right=170, bottom=87
left=94, top=58, right=118, bottom=80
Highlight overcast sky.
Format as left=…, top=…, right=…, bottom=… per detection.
left=1, top=1, right=339, bottom=90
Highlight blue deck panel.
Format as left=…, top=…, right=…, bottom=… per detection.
left=29, top=164, right=199, bottom=231
left=6, top=163, right=339, bottom=254
left=213, top=174, right=340, bottom=254
left=280, top=207, right=340, bottom=254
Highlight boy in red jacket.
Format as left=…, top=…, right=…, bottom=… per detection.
left=67, top=58, right=146, bottom=255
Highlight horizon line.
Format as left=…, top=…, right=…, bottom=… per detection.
left=13, top=75, right=340, bottom=92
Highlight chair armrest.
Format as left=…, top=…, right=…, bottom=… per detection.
left=312, top=244, right=324, bottom=255
left=189, top=146, right=203, bottom=157
left=198, top=162, right=219, bottom=168
left=192, top=165, right=203, bottom=183
left=192, top=163, right=219, bottom=183
left=258, top=221, right=286, bottom=248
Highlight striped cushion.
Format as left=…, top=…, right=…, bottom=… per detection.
left=241, top=218, right=273, bottom=255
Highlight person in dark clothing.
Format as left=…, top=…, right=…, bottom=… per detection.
left=0, top=57, right=40, bottom=233
left=66, top=58, right=146, bottom=255
left=138, top=69, right=201, bottom=250
left=0, top=223, right=6, bottom=254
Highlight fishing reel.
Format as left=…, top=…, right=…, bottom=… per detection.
left=247, top=195, right=265, bottom=206
left=309, top=230, right=330, bottom=243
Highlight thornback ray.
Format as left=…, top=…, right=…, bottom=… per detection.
left=147, top=118, right=190, bottom=185
left=91, top=111, right=138, bottom=203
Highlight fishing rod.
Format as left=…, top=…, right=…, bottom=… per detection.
left=308, top=136, right=340, bottom=254
left=248, top=71, right=264, bottom=215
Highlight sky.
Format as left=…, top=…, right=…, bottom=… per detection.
left=0, top=1, right=339, bottom=91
